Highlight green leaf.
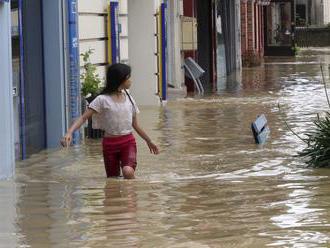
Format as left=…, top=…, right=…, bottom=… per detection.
left=80, top=49, right=103, bottom=97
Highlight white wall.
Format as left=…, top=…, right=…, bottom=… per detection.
left=0, top=2, right=15, bottom=179
left=166, top=0, right=184, bottom=89
left=78, top=0, right=176, bottom=105
left=311, top=0, right=324, bottom=25
left=118, top=0, right=129, bottom=62
left=324, top=0, right=330, bottom=24
left=295, top=0, right=330, bottom=25
left=127, top=0, right=160, bottom=105
left=78, top=0, right=129, bottom=82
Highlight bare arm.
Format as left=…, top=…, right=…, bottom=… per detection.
left=132, top=115, right=159, bottom=154
left=61, top=108, right=96, bottom=147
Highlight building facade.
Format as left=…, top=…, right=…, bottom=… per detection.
left=296, top=0, right=330, bottom=26
left=182, top=0, right=241, bottom=94
left=1, top=0, right=67, bottom=177
left=0, top=0, right=182, bottom=178
left=1, top=0, right=249, bottom=179
left=78, top=0, right=183, bottom=105
left=264, top=0, right=295, bottom=56
left=0, top=0, right=15, bottom=179
left=241, top=0, right=269, bottom=66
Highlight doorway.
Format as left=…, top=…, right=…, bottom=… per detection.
left=11, top=0, right=46, bottom=159
left=264, top=0, right=295, bottom=56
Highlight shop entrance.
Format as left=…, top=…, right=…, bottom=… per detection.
left=11, top=0, right=46, bottom=159
left=264, top=0, right=295, bottom=56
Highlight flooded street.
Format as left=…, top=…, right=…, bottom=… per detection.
left=3, top=49, right=330, bottom=247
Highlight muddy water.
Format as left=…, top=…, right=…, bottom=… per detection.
left=3, top=49, right=330, bottom=247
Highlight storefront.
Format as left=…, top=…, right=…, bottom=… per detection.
left=241, top=0, right=271, bottom=66
left=10, top=0, right=47, bottom=159
left=8, top=0, right=68, bottom=160
left=217, top=0, right=241, bottom=76
left=182, top=0, right=241, bottom=94
left=264, top=0, right=295, bottom=56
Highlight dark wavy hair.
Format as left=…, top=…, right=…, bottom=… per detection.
left=100, top=63, right=131, bottom=95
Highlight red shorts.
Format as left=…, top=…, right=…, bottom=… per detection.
left=102, top=134, right=137, bottom=177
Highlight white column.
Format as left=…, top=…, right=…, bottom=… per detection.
left=166, top=0, right=184, bottom=89
left=321, top=0, right=330, bottom=24
left=127, top=0, right=159, bottom=105
left=324, top=0, right=330, bottom=24
left=0, top=1, right=15, bottom=179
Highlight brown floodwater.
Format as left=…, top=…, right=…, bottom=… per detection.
left=2, top=48, right=330, bottom=247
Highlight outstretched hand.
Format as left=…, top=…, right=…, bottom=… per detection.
left=147, top=141, right=159, bottom=155
left=61, top=133, right=72, bottom=148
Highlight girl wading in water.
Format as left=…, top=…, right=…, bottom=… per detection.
left=61, top=63, right=159, bottom=179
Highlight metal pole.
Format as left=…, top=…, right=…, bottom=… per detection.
left=161, top=2, right=167, bottom=100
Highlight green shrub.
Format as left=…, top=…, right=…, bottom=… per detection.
left=292, top=44, right=300, bottom=55
left=80, top=49, right=102, bottom=98
left=295, top=65, right=330, bottom=167
left=298, top=112, right=330, bottom=167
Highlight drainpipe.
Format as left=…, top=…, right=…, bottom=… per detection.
left=161, top=2, right=167, bottom=101
left=67, top=0, right=80, bottom=145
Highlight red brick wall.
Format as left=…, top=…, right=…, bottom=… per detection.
left=241, top=2, right=248, bottom=56
left=183, top=0, right=196, bottom=17
left=241, top=1, right=265, bottom=66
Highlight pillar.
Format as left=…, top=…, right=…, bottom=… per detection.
left=166, top=0, right=184, bottom=89
left=128, top=0, right=159, bottom=105
left=0, top=1, right=15, bottom=179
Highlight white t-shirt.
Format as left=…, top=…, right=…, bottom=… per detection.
left=88, top=93, right=140, bottom=135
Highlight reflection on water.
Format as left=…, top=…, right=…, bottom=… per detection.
left=3, top=49, right=330, bottom=247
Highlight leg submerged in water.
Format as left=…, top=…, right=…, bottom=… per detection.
left=122, top=166, right=135, bottom=179
left=120, top=135, right=137, bottom=180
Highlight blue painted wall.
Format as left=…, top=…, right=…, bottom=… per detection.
left=22, top=0, right=46, bottom=156
left=0, top=1, right=15, bottom=179
left=42, top=0, right=67, bottom=148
